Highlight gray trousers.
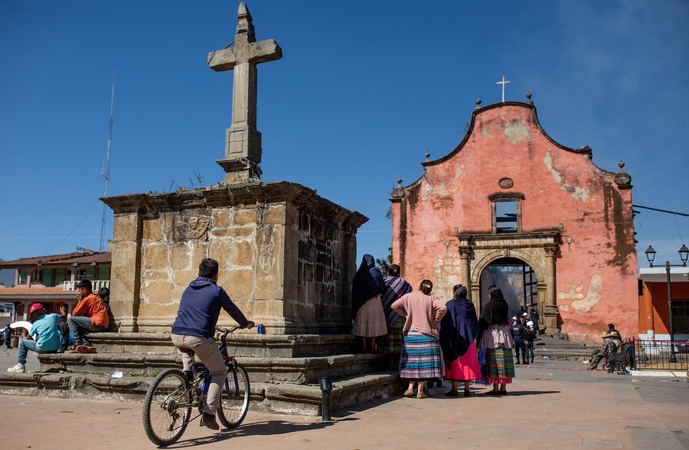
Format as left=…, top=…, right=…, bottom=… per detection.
left=171, top=333, right=226, bottom=416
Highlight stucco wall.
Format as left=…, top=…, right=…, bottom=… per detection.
left=391, top=102, right=638, bottom=343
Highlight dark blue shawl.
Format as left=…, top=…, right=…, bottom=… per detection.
left=351, top=254, right=384, bottom=319
left=439, top=298, right=479, bottom=362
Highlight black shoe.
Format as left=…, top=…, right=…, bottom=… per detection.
left=444, top=390, right=458, bottom=397
left=200, top=413, right=219, bottom=430
left=464, top=390, right=472, bottom=397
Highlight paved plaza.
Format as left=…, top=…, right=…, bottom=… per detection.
left=1, top=356, right=688, bottom=450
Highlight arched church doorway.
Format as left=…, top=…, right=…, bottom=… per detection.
left=479, top=257, right=538, bottom=320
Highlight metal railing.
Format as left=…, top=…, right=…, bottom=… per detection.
left=633, top=338, right=689, bottom=371
left=62, top=280, right=110, bottom=292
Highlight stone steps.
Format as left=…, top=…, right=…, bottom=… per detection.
left=36, top=352, right=388, bottom=384
left=0, top=370, right=404, bottom=416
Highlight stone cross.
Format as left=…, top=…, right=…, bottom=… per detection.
left=208, top=2, right=282, bottom=182
left=496, top=76, right=510, bottom=102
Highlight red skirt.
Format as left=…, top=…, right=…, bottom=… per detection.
left=444, top=342, right=481, bottom=381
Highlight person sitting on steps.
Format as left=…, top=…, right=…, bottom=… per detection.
left=68, top=279, right=109, bottom=354
left=7, top=303, right=62, bottom=373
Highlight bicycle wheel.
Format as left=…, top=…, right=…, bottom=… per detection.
left=217, top=362, right=250, bottom=428
left=143, top=368, right=192, bottom=446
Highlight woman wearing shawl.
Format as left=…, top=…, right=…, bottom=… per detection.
left=479, top=287, right=515, bottom=395
left=351, top=254, right=387, bottom=352
left=439, top=285, right=481, bottom=397
left=391, top=279, right=447, bottom=399
left=380, top=264, right=412, bottom=367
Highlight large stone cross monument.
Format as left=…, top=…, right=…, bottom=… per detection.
left=208, top=2, right=282, bottom=182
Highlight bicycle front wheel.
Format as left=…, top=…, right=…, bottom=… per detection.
left=143, top=368, right=192, bottom=446
left=217, top=362, right=250, bottom=428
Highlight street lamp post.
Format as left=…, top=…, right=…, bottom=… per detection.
left=645, top=244, right=689, bottom=363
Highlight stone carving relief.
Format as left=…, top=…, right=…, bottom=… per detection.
left=259, top=232, right=276, bottom=275
left=557, top=274, right=602, bottom=313
left=175, top=216, right=210, bottom=240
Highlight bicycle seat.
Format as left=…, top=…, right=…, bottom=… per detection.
left=176, top=346, right=195, bottom=358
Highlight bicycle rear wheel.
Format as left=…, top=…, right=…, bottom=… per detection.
left=217, top=363, right=250, bottom=428
left=143, top=368, right=192, bottom=446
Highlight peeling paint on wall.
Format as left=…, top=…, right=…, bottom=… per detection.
left=481, top=120, right=532, bottom=144
left=422, top=179, right=436, bottom=201
left=557, top=274, right=602, bottom=313
left=543, top=152, right=596, bottom=202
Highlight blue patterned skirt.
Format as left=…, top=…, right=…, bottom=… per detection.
left=399, top=331, right=442, bottom=379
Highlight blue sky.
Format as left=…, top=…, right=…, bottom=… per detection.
left=1, top=0, right=688, bottom=269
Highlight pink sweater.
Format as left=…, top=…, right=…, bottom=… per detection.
left=391, top=291, right=447, bottom=339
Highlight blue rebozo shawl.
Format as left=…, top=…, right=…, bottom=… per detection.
left=380, top=276, right=412, bottom=329
left=351, top=254, right=384, bottom=319
left=439, top=298, right=479, bottom=363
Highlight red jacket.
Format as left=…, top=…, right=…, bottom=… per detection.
left=73, top=293, right=109, bottom=328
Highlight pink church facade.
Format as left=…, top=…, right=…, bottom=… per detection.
left=390, top=101, right=638, bottom=343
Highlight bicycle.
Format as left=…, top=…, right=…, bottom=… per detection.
left=142, top=326, right=251, bottom=446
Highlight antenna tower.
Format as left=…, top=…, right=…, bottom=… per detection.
left=99, top=72, right=115, bottom=252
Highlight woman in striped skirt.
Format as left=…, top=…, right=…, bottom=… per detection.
left=391, top=280, right=447, bottom=399
left=479, top=287, right=515, bottom=395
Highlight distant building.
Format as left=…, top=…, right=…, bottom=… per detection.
left=0, top=250, right=111, bottom=321
left=638, top=267, right=689, bottom=341
left=390, top=100, right=638, bottom=343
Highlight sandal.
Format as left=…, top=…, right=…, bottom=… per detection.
left=403, top=388, right=415, bottom=397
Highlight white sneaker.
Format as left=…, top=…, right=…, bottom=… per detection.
left=7, top=363, right=25, bottom=373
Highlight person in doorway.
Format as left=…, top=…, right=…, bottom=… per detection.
left=439, top=285, right=481, bottom=397
left=7, top=303, right=62, bottom=373
left=68, top=279, right=109, bottom=353
left=479, top=288, right=515, bottom=395
left=511, top=316, right=528, bottom=364
left=380, top=264, right=412, bottom=368
left=392, top=279, right=447, bottom=399
left=171, top=258, right=254, bottom=431
left=351, top=254, right=387, bottom=353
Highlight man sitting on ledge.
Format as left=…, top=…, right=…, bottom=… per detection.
left=7, top=303, right=62, bottom=373
left=68, top=280, right=109, bottom=354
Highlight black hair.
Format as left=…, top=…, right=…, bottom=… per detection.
left=608, top=323, right=615, bottom=330
left=199, top=258, right=219, bottom=278
left=419, top=279, right=433, bottom=295
left=76, top=279, right=92, bottom=290
left=453, top=284, right=468, bottom=299
left=490, top=288, right=504, bottom=300
left=388, top=264, right=401, bottom=277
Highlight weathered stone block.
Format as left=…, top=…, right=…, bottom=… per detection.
left=230, top=239, right=253, bottom=267
left=142, top=280, right=173, bottom=305
left=262, top=204, right=286, bottom=225
left=143, top=244, right=168, bottom=270
left=142, top=218, right=163, bottom=241
left=113, top=214, right=138, bottom=242
left=170, top=244, right=190, bottom=270
left=212, top=208, right=231, bottom=228
left=234, top=208, right=259, bottom=223
left=222, top=268, right=253, bottom=300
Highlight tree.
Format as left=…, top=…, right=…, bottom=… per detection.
left=376, top=247, right=393, bottom=277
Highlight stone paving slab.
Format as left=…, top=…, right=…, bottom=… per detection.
left=1, top=360, right=688, bottom=449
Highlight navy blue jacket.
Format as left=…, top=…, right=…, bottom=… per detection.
left=172, top=277, right=248, bottom=338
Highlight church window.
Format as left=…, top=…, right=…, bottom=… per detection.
left=489, top=192, right=524, bottom=234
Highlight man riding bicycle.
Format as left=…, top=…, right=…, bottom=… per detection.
left=171, top=258, right=254, bottom=431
